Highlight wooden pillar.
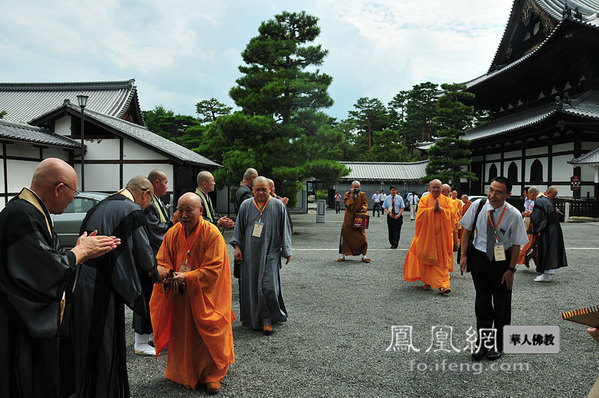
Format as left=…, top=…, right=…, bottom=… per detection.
left=521, top=146, right=526, bottom=196
left=119, top=137, right=124, bottom=189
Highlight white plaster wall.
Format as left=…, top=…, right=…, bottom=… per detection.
left=485, top=153, right=501, bottom=161
left=471, top=155, right=483, bottom=162
left=43, top=147, right=70, bottom=159
left=582, top=142, right=599, bottom=151
left=86, top=138, right=120, bottom=160
left=524, top=157, right=548, bottom=181
left=123, top=163, right=173, bottom=187
left=551, top=185, right=571, bottom=197
left=75, top=164, right=120, bottom=192
left=581, top=165, right=595, bottom=181
left=552, top=143, right=573, bottom=153
left=54, top=116, right=72, bottom=136
left=5, top=143, right=39, bottom=158
left=525, top=146, right=549, bottom=156
left=552, top=155, right=574, bottom=181
left=6, top=159, right=38, bottom=192
left=504, top=150, right=520, bottom=159
left=123, top=139, right=168, bottom=160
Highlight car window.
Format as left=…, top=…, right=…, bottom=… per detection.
left=64, top=197, right=97, bottom=214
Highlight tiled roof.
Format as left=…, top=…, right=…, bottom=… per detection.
left=569, top=145, right=599, bottom=164
left=464, top=91, right=599, bottom=141
left=0, top=80, right=138, bottom=124
left=339, top=161, right=429, bottom=181
left=0, top=119, right=80, bottom=148
left=467, top=14, right=599, bottom=90
left=535, top=0, right=599, bottom=21
left=31, top=103, right=219, bottom=168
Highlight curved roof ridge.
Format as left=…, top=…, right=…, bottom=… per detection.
left=0, top=79, right=135, bottom=92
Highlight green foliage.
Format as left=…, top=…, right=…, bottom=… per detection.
left=315, top=189, right=328, bottom=200
left=142, top=106, right=204, bottom=149
left=399, top=82, right=439, bottom=156
left=229, top=11, right=333, bottom=124
left=347, top=97, right=389, bottom=159
left=424, top=83, right=478, bottom=187
left=0, top=110, right=6, bottom=119
left=195, top=98, right=232, bottom=124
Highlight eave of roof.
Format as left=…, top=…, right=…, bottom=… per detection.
left=466, top=17, right=599, bottom=91
left=339, top=161, right=429, bottom=181
left=0, top=119, right=80, bottom=149
left=0, top=79, right=140, bottom=124
left=569, top=145, right=599, bottom=165
left=30, top=104, right=219, bottom=168
left=463, top=91, right=599, bottom=141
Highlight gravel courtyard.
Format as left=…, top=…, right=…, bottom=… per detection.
left=125, top=209, right=599, bottom=397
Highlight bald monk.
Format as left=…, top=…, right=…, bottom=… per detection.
left=0, top=158, right=120, bottom=398
left=151, top=193, right=234, bottom=394
left=404, top=179, right=455, bottom=294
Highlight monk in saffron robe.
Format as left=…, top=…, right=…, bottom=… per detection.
left=150, top=193, right=234, bottom=395
left=404, top=179, right=455, bottom=294
left=338, top=180, right=370, bottom=263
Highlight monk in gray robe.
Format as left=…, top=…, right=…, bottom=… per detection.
left=531, top=186, right=567, bottom=282
left=230, top=176, right=292, bottom=335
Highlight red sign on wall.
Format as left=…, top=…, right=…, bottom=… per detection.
left=571, top=176, right=581, bottom=191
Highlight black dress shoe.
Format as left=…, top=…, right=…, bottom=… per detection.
left=471, top=347, right=487, bottom=361
left=486, top=349, right=502, bottom=361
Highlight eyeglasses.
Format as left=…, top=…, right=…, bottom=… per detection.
left=55, top=182, right=80, bottom=196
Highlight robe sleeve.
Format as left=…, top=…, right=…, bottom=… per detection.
left=531, top=199, right=548, bottom=234
left=0, top=202, right=76, bottom=339
left=144, top=202, right=172, bottom=254
left=150, top=227, right=178, bottom=357
left=229, top=203, right=247, bottom=248
left=280, top=204, right=292, bottom=259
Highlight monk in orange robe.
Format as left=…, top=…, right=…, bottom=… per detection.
left=150, top=193, right=234, bottom=394
left=338, top=180, right=370, bottom=263
left=404, top=180, right=455, bottom=294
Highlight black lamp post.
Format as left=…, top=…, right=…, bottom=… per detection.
left=76, top=95, right=88, bottom=191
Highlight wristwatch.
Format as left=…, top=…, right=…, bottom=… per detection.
left=508, top=267, right=516, bottom=273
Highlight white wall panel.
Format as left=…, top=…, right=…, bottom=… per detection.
left=86, top=138, right=120, bottom=160
left=524, top=157, right=548, bottom=181
left=80, top=164, right=120, bottom=192
left=504, top=150, right=520, bottom=159
left=123, top=139, right=168, bottom=160
left=552, top=143, right=573, bottom=153
left=55, top=116, right=72, bottom=136
left=525, top=146, right=549, bottom=156
left=552, top=155, right=573, bottom=181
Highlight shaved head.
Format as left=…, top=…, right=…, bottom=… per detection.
left=441, top=184, right=451, bottom=197
left=177, top=192, right=204, bottom=234
left=429, top=179, right=442, bottom=199
left=30, top=158, right=78, bottom=214
left=125, top=176, right=153, bottom=210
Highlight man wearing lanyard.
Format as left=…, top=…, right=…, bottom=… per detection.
left=149, top=193, right=234, bottom=394
left=230, top=176, right=292, bottom=335
left=459, top=176, right=528, bottom=361
left=382, top=186, right=405, bottom=249
left=195, top=171, right=235, bottom=230
left=135, top=169, right=173, bottom=356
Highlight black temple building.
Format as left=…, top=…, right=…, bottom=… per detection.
left=463, top=0, right=599, bottom=204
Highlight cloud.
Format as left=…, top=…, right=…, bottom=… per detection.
left=0, top=0, right=514, bottom=119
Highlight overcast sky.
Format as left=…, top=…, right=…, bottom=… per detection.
left=0, top=0, right=513, bottom=121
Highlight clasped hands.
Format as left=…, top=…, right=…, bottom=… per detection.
left=157, top=266, right=186, bottom=296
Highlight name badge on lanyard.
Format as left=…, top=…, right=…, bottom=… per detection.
left=252, top=197, right=270, bottom=239
left=489, top=205, right=508, bottom=262
left=252, top=222, right=264, bottom=238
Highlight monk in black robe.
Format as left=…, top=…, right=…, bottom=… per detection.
left=0, top=158, right=119, bottom=398
left=61, top=176, right=165, bottom=398
left=531, top=187, right=567, bottom=282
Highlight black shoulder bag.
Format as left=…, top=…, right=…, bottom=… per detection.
left=466, top=198, right=487, bottom=272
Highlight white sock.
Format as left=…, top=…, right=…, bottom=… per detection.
left=339, top=254, right=345, bottom=260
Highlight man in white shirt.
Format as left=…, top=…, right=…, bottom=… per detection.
left=372, top=190, right=381, bottom=217
left=459, top=176, right=528, bottom=361
left=407, top=192, right=420, bottom=221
